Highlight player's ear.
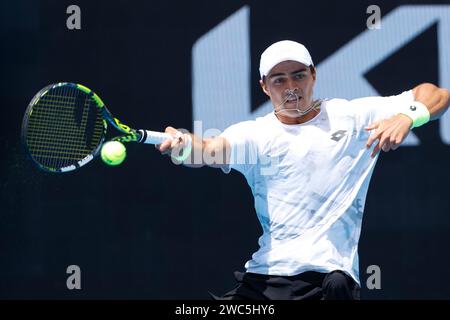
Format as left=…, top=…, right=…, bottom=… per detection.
left=310, top=66, right=316, bottom=82
left=260, top=78, right=270, bottom=97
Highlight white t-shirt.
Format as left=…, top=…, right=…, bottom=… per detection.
left=220, top=91, right=414, bottom=285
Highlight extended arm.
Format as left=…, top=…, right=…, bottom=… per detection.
left=412, top=83, right=450, bottom=120
left=366, top=83, right=450, bottom=157
left=156, top=126, right=231, bottom=169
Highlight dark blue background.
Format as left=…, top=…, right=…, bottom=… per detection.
left=1, top=0, right=449, bottom=299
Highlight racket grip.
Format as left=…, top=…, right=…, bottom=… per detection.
left=139, top=130, right=173, bottom=144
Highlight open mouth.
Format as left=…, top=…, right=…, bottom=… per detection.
left=286, top=96, right=302, bottom=103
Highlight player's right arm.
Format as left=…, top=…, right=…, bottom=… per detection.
left=156, top=126, right=231, bottom=169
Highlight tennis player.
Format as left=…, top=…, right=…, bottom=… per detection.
left=157, top=40, right=450, bottom=299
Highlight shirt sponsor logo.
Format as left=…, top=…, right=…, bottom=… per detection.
left=331, top=130, right=348, bottom=142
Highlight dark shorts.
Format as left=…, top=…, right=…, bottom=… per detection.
left=210, top=270, right=360, bottom=300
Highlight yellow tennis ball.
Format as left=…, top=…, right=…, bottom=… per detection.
left=101, top=141, right=126, bottom=166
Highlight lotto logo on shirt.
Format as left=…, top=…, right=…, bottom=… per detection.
left=331, top=130, right=348, bottom=142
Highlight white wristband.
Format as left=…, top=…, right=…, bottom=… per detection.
left=399, top=101, right=430, bottom=129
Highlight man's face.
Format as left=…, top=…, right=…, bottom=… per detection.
left=260, top=61, right=316, bottom=118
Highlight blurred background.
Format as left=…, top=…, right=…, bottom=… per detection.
left=1, top=0, right=449, bottom=299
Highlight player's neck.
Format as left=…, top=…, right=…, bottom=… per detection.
left=275, top=107, right=321, bottom=125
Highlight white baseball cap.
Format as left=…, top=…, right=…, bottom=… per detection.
left=259, top=40, right=314, bottom=79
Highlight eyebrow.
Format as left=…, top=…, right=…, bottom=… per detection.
left=268, top=68, right=307, bottom=79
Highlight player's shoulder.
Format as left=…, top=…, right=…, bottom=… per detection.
left=322, top=98, right=355, bottom=115
left=222, top=117, right=261, bottom=137
left=322, top=97, right=386, bottom=119
left=235, top=112, right=277, bottom=128
left=255, top=112, right=277, bottom=124
left=323, top=97, right=350, bottom=107
left=221, top=112, right=276, bottom=139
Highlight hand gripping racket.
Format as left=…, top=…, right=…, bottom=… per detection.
left=21, top=82, right=172, bottom=173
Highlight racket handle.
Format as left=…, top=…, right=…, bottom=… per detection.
left=139, top=130, right=173, bottom=144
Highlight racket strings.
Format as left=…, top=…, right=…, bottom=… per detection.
left=27, top=98, right=103, bottom=143
left=27, top=87, right=80, bottom=168
left=26, top=85, right=104, bottom=169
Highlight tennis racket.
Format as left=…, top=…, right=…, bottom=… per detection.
left=21, top=82, right=172, bottom=173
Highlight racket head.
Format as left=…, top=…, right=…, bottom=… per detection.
left=21, top=83, right=107, bottom=173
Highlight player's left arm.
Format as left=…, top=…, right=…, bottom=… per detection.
left=366, top=83, right=450, bottom=157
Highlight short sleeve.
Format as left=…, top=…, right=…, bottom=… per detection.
left=219, top=121, right=258, bottom=175
left=350, top=90, right=415, bottom=126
